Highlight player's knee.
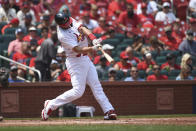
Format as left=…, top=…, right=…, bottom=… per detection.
left=73, top=88, right=85, bottom=98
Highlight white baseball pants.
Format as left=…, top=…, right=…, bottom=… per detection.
left=47, top=56, right=114, bottom=113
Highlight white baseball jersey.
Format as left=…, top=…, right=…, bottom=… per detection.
left=57, top=18, right=88, bottom=57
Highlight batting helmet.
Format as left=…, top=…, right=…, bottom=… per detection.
left=55, top=12, right=72, bottom=28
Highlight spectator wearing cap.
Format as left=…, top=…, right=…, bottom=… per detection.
left=1, top=18, right=19, bottom=34
left=114, top=53, right=132, bottom=75
left=147, top=64, right=168, bottom=81
left=107, top=67, right=118, bottom=81
left=37, top=27, right=50, bottom=46
left=159, top=26, right=180, bottom=50
left=79, top=11, right=99, bottom=31
left=29, top=39, right=38, bottom=57
left=124, top=66, right=144, bottom=81
left=117, top=3, right=139, bottom=34
left=120, top=46, right=141, bottom=66
left=8, top=66, right=24, bottom=83
left=23, top=26, right=40, bottom=42
left=188, top=0, right=196, bottom=14
left=7, top=28, right=24, bottom=57
left=94, top=44, right=114, bottom=66
left=17, top=1, right=37, bottom=27
left=137, top=51, right=156, bottom=74
left=37, top=15, right=51, bottom=29
left=155, top=2, right=176, bottom=24
left=96, top=56, right=110, bottom=81
left=137, top=3, right=155, bottom=29
left=178, top=30, right=196, bottom=56
left=161, top=52, right=181, bottom=71
left=0, top=0, right=17, bottom=23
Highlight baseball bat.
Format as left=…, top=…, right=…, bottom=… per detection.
left=99, top=47, right=115, bottom=64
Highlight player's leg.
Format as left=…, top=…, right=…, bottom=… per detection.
left=41, top=58, right=89, bottom=120
left=86, top=61, right=117, bottom=120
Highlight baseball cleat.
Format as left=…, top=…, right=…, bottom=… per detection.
left=41, top=100, right=52, bottom=121
left=104, top=110, right=117, bottom=120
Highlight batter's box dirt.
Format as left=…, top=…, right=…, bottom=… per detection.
left=0, top=117, right=196, bottom=126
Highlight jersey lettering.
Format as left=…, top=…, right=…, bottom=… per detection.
left=73, top=33, right=85, bottom=42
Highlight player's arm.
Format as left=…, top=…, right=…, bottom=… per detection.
left=78, top=26, right=107, bottom=45
left=72, top=45, right=100, bottom=54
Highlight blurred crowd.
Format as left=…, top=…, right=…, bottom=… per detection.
left=0, top=0, right=196, bottom=83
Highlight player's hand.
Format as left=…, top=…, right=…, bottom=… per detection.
left=92, top=38, right=102, bottom=46
left=92, top=44, right=102, bottom=51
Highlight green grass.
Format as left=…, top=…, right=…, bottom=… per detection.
left=0, top=125, right=196, bottom=131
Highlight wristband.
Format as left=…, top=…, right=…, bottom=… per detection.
left=88, top=33, right=96, bottom=41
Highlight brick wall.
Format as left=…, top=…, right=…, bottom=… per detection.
left=0, top=81, right=195, bottom=118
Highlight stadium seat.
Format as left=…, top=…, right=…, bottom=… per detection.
left=169, top=69, right=180, bottom=78
left=114, top=33, right=126, bottom=42
left=116, top=43, right=128, bottom=51
left=116, top=70, right=125, bottom=80
left=2, top=34, right=16, bottom=45
left=121, top=38, right=134, bottom=45
left=156, top=56, right=167, bottom=66
left=138, top=70, right=147, bottom=79
left=160, top=50, right=173, bottom=56
left=161, top=70, right=168, bottom=76
left=4, top=28, right=17, bottom=35
left=191, top=70, right=196, bottom=77
left=102, top=38, right=120, bottom=47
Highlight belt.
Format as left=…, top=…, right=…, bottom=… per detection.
left=76, top=53, right=87, bottom=57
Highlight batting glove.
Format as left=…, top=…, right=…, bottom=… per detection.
left=92, top=44, right=102, bottom=51
left=92, top=38, right=102, bottom=46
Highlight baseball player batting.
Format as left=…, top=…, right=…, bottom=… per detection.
left=41, top=12, right=117, bottom=120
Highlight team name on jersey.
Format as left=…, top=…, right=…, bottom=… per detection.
left=73, top=33, right=85, bottom=42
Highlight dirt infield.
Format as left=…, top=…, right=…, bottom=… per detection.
left=0, top=117, right=196, bottom=126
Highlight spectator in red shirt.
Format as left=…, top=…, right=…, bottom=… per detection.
left=94, top=44, right=114, bottom=66
left=137, top=51, right=156, bottom=74
left=159, top=26, right=180, bottom=50
left=38, top=27, right=49, bottom=46
left=56, top=70, right=71, bottom=82
left=8, top=28, right=24, bottom=57
left=114, top=53, right=132, bottom=74
left=107, top=0, right=126, bottom=17
left=147, top=64, right=168, bottom=80
left=1, top=18, right=19, bottom=34
left=117, top=3, right=139, bottom=31
left=161, top=52, right=181, bottom=71
left=137, top=3, right=154, bottom=29
left=172, top=20, right=185, bottom=44
left=23, top=26, right=40, bottom=42
left=93, top=17, right=108, bottom=34
left=12, top=41, right=32, bottom=78
left=120, top=46, right=141, bottom=66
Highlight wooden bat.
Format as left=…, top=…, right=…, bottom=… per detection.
left=99, top=47, right=115, bottom=64
left=95, top=29, right=115, bottom=64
